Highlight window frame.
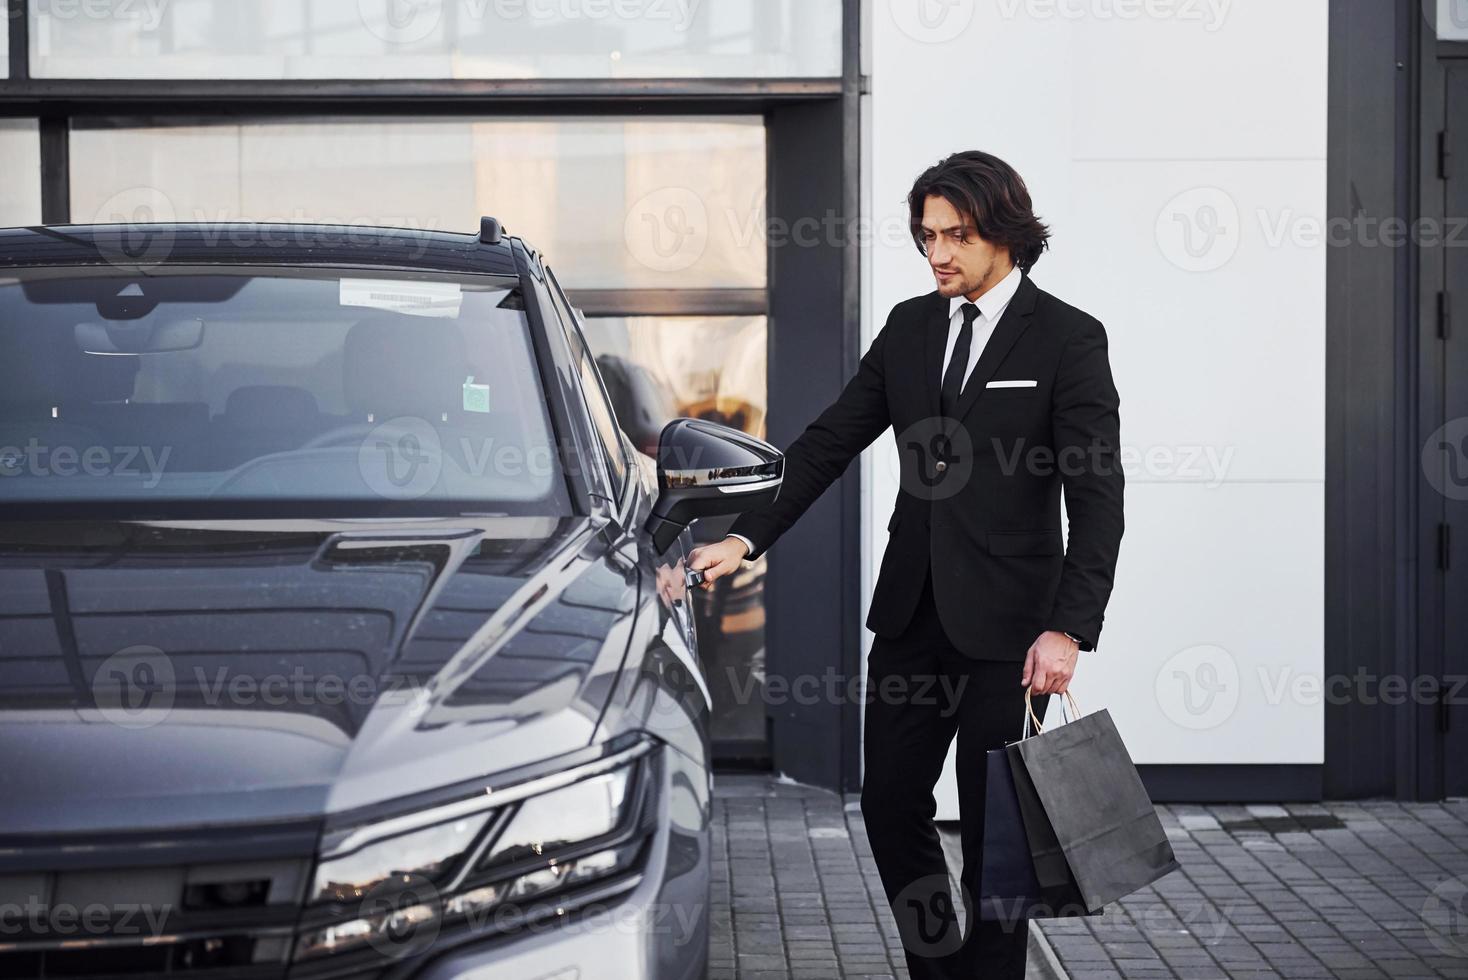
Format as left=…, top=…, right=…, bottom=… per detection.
left=545, top=264, right=630, bottom=503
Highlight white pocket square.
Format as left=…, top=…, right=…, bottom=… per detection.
left=987, top=379, right=1037, bottom=388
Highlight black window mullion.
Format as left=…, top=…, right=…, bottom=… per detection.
left=38, top=114, right=68, bottom=223
left=6, top=0, right=26, bottom=81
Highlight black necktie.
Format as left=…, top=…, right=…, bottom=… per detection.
left=941, top=302, right=980, bottom=418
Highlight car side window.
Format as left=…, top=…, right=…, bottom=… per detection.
left=544, top=268, right=629, bottom=496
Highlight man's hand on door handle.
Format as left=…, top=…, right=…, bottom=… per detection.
left=686, top=536, right=750, bottom=593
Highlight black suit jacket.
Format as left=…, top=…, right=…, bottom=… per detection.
left=728, top=271, right=1124, bottom=660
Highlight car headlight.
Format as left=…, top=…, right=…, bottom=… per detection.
left=294, top=734, right=658, bottom=963
left=477, top=765, right=633, bottom=870
left=308, top=811, right=493, bottom=905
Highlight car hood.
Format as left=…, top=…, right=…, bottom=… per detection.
left=0, top=516, right=640, bottom=837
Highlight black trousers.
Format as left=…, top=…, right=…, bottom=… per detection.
left=859, top=565, right=1048, bottom=980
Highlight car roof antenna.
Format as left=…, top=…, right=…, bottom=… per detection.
left=479, top=216, right=504, bottom=245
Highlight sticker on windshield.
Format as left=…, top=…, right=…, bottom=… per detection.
left=462, top=375, right=491, bottom=413
left=339, top=278, right=463, bottom=318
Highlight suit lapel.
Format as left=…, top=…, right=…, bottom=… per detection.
left=922, top=290, right=949, bottom=421
left=950, top=271, right=1040, bottom=425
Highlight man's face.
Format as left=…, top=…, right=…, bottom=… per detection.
left=920, top=193, right=1012, bottom=299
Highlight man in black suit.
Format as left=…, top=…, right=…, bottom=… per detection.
left=689, top=150, right=1123, bottom=979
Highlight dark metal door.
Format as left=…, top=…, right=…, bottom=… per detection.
left=1436, top=66, right=1468, bottom=797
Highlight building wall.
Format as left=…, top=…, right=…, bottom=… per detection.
left=861, top=0, right=1330, bottom=814
left=1, top=0, right=1345, bottom=802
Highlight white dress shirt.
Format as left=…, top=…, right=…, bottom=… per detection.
left=940, top=260, right=1024, bottom=392
left=724, top=263, right=1025, bottom=562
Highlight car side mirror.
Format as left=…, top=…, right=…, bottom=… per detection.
left=644, top=417, right=783, bottom=553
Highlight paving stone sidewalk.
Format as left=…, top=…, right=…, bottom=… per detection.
left=1036, top=801, right=1468, bottom=980
left=708, top=771, right=1056, bottom=979
left=709, top=772, right=1468, bottom=979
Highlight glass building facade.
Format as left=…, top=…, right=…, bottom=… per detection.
left=1, top=0, right=855, bottom=778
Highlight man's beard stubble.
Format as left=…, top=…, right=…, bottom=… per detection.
left=936, top=258, right=998, bottom=300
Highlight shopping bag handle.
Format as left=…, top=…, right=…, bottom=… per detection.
left=1021, top=687, right=1082, bottom=739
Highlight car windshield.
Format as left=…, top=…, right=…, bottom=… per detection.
left=0, top=265, right=574, bottom=518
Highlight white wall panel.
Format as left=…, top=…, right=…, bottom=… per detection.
left=0, top=120, right=42, bottom=227
left=861, top=0, right=1329, bottom=814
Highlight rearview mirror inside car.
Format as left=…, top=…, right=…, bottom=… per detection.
left=74, top=317, right=205, bottom=354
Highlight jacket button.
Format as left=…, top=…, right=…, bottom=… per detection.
left=935, top=460, right=947, bottom=473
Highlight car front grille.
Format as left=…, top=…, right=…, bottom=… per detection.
left=0, top=823, right=318, bottom=980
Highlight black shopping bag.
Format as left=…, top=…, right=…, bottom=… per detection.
left=976, top=742, right=1096, bottom=921
left=1011, top=691, right=1181, bottom=912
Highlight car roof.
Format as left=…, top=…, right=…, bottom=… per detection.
left=0, top=222, right=523, bottom=277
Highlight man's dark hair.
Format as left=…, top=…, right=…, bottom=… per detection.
left=907, top=150, right=1051, bottom=273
